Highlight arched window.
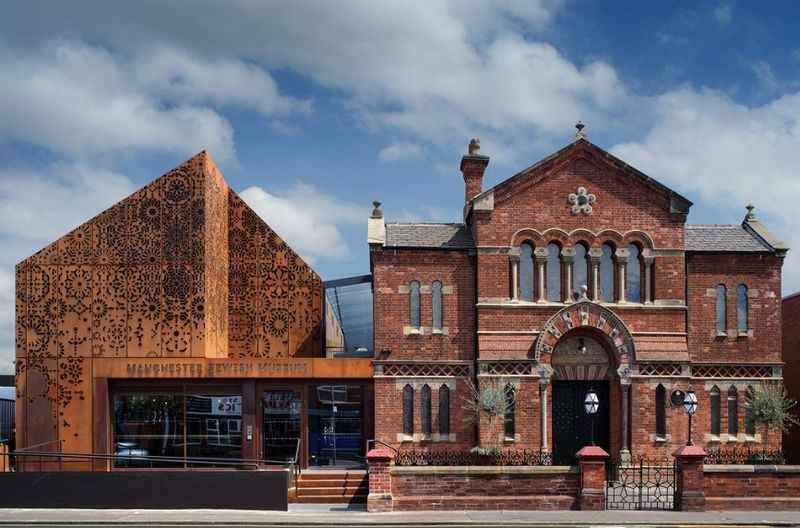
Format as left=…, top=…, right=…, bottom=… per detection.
left=403, top=384, right=414, bottom=435
left=655, top=384, right=667, bottom=437
left=710, top=386, right=721, bottom=436
left=504, top=384, right=516, bottom=439
left=715, top=285, right=727, bottom=334
left=409, top=281, right=420, bottom=328
left=573, top=243, right=589, bottom=299
left=737, top=285, right=748, bottom=333
left=438, top=385, right=450, bottom=436
left=745, top=386, right=756, bottom=436
left=421, top=384, right=432, bottom=436
left=626, top=244, right=642, bottom=303
left=727, top=386, right=738, bottom=436
left=546, top=242, right=561, bottom=302
left=432, top=281, right=443, bottom=330
left=600, top=243, right=615, bottom=302
left=520, top=242, right=535, bottom=301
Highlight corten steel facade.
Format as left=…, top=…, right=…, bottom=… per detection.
left=369, top=134, right=788, bottom=464
left=14, top=152, right=372, bottom=471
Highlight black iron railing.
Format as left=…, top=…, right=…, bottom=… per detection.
left=704, top=446, right=785, bottom=465
left=394, top=448, right=552, bottom=467
left=605, top=457, right=676, bottom=511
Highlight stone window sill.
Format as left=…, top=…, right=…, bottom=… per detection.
left=716, top=331, right=727, bottom=338
left=431, top=328, right=443, bottom=335
left=407, top=327, right=422, bottom=336
left=654, top=435, right=668, bottom=443
left=737, top=330, right=750, bottom=338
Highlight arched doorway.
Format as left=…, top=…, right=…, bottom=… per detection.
left=533, top=300, right=635, bottom=466
left=550, top=332, right=612, bottom=465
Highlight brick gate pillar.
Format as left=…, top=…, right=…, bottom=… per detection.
left=577, top=445, right=609, bottom=510
left=673, top=445, right=707, bottom=512
left=366, top=448, right=395, bottom=512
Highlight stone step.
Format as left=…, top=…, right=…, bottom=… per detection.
left=291, top=494, right=367, bottom=504
left=296, top=486, right=367, bottom=497
left=297, top=478, right=368, bottom=489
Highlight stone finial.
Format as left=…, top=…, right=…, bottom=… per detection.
left=575, top=120, right=586, bottom=140
left=468, top=138, right=481, bottom=155
left=580, top=284, right=589, bottom=300
left=745, top=203, right=755, bottom=221
left=371, top=201, right=383, bottom=219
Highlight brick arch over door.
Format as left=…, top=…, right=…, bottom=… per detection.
left=533, top=300, right=634, bottom=369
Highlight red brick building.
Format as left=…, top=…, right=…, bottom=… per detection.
left=369, top=131, right=788, bottom=464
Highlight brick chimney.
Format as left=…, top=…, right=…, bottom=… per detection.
left=460, top=138, right=490, bottom=203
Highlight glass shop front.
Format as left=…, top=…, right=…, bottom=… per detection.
left=110, top=380, right=373, bottom=470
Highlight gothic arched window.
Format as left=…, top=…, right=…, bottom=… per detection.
left=716, top=284, right=727, bottom=334
left=710, top=386, right=721, bottom=436
left=403, top=384, right=414, bottom=435
left=600, top=243, right=615, bottom=302
left=504, top=384, right=516, bottom=439
left=727, top=386, right=738, bottom=436
left=432, top=281, right=443, bottom=331
left=655, top=384, right=667, bottom=437
left=520, top=242, right=535, bottom=301
left=409, top=281, right=420, bottom=328
left=626, top=244, right=642, bottom=303
left=421, top=384, right=432, bottom=436
left=573, top=243, right=589, bottom=299
left=438, top=385, right=450, bottom=435
left=546, top=242, right=562, bottom=302
left=737, top=284, right=748, bottom=333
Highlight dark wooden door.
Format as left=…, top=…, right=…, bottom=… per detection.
left=551, top=380, right=609, bottom=465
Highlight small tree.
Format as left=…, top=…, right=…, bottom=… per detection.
left=747, top=382, right=799, bottom=448
left=460, top=379, right=515, bottom=454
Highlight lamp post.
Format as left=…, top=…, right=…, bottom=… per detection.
left=584, top=388, right=599, bottom=446
left=683, top=388, right=698, bottom=446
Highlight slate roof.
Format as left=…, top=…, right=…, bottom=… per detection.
left=384, top=223, right=474, bottom=249
left=685, top=224, right=772, bottom=253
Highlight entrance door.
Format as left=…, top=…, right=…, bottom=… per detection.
left=308, top=385, right=364, bottom=468
left=551, top=380, right=609, bottom=465
left=262, top=390, right=302, bottom=463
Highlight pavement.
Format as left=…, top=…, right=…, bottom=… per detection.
left=0, top=506, right=798, bottom=527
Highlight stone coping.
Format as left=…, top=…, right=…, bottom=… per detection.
left=391, top=465, right=577, bottom=475
left=704, top=464, right=800, bottom=474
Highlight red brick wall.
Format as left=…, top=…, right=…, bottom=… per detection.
left=372, top=249, right=475, bottom=361
left=783, top=294, right=800, bottom=463
left=704, top=467, right=800, bottom=510
left=390, top=467, right=579, bottom=510
left=687, top=253, right=783, bottom=364
left=374, top=377, right=475, bottom=449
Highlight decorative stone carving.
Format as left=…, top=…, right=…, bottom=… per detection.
left=567, top=186, right=596, bottom=215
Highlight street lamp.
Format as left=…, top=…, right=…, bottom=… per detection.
left=682, top=388, right=698, bottom=446
left=584, top=388, right=599, bottom=446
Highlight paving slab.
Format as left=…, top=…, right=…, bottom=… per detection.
left=0, top=508, right=798, bottom=526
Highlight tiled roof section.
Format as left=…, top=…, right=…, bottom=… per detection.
left=385, top=223, right=474, bottom=249
left=685, top=224, right=772, bottom=253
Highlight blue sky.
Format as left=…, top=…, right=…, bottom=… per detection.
left=1, top=1, right=799, bottom=373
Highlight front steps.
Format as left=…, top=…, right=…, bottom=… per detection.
left=292, top=470, right=368, bottom=504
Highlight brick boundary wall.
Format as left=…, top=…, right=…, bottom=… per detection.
left=703, top=465, right=800, bottom=511
left=389, top=465, right=580, bottom=511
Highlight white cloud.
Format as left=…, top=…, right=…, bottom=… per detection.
left=378, top=143, right=425, bottom=162
left=0, top=267, right=13, bottom=374
left=611, top=87, right=800, bottom=292
left=0, top=163, right=137, bottom=244
left=0, top=1, right=620, bottom=164
left=239, top=183, right=365, bottom=263
left=0, top=41, right=310, bottom=163
left=713, top=3, right=732, bottom=25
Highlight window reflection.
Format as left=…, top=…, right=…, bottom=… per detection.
left=113, top=393, right=185, bottom=468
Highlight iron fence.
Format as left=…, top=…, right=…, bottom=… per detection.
left=704, top=446, right=785, bottom=465
left=395, top=448, right=552, bottom=467
left=605, top=457, right=676, bottom=511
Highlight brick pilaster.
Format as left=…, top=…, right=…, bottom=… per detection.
left=576, top=445, right=609, bottom=510
left=367, top=448, right=395, bottom=512
left=673, top=445, right=707, bottom=512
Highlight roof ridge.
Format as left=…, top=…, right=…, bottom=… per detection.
left=686, top=224, right=741, bottom=228
left=386, top=222, right=465, bottom=226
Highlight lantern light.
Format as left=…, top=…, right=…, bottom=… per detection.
left=584, top=389, right=599, bottom=415
left=683, top=389, right=698, bottom=415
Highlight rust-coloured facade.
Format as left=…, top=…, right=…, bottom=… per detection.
left=14, top=152, right=372, bottom=471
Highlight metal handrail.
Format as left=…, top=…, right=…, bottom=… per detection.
left=366, top=439, right=398, bottom=455
left=11, top=449, right=292, bottom=469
